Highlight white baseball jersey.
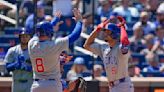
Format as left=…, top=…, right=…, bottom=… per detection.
left=91, top=43, right=130, bottom=81
left=4, top=44, right=33, bottom=92
left=28, top=36, right=69, bottom=81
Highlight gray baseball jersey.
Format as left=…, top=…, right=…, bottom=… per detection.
left=91, top=43, right=130, bottom=81
left=4, top=44, right=33, bottom=92
left=28, top=36, right=69, bottom=81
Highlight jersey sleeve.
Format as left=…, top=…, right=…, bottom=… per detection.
left=28, top=36, right=39, bottom=54
left=55, top=37, right=69, bottom=52
left=90, top=43, right=104, bottom=58
left=4, top=47, right=15, bottom=63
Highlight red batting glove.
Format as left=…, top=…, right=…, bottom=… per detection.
left=96, top=19, right=110, bottom=32
left=117, top=16, right=126, bottom=28
left=117, top=16, right=130, bottom=45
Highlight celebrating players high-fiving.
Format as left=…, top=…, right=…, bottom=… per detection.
left=28, top=8, right=83, bottom=92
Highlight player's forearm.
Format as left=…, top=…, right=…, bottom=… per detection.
left=6, top=62, right=17, bottom=71
left=51, top=17, right=60, bottom=26
left=120, top=26, right=130, bottom=46
left=120, top=26, right=130, bottom=54
left=22, top=65, right=32, bottom=72
left=68, top=21, right=83, bottom=44
left=84, top=28, right=99, bottom=50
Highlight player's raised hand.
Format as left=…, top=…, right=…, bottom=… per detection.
left=97, top=19, right=110, bottom=32
left=117, top=16, right=126, bottom=27
left=72, top=8, right=82, bottom=22
left=53, top=11, right=64, bottom=31
left=54, top=21, right=64, bottom=32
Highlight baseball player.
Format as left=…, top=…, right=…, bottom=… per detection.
left=84, top=16, right=134, bottom=92
left=28, top=8, right=83, bottom=92
left=4, top=28, right=33, bottom=92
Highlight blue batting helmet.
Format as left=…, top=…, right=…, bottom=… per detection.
left=36, top=21, right=54, bottom=37
left=105, top=23, right=120, bottom=39
left=19, top=28, right=31, bottom=36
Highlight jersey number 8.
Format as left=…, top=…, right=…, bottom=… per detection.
left=35, top=58, right=44, bottom=72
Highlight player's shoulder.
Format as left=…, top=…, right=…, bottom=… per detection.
left=55, top=37, right=68, bottom=43
left=67, top=70, right=76, bottom=75
left=29, top=36, right=39, bottom=44
left=7, top=44, right=20, bottom=53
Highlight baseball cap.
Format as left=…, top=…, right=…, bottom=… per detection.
left=74, top=57, right=85, bottom=65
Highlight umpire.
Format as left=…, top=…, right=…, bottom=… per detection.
left=4, top=28, right=33, bottom=92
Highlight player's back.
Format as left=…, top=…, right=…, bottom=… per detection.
left=28, top=36, right=69, bottom=80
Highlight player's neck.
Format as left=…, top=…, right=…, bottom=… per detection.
left=21, top=44, right=28, bottom=50
left=39, top=36, right=50, bottom=41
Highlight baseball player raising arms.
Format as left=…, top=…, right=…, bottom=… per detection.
left=4, top=28, right=33, bottom=92
left=84, top=16, right=134, bottom=92
left=28, top=8, right=83, bottom=92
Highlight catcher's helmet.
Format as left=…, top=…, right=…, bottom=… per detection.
left=36, top=21, right=54, bottom=37
left=105, top=23, right=120, bottom=39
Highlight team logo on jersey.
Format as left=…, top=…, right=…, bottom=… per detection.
left=103, top=48, right=118, bottom=66
left=104, top=56, right=118, bottom=65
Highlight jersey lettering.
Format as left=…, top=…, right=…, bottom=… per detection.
left=35, top=58, right=44, bottom=72
left=111, top=66, right=117, bottom=74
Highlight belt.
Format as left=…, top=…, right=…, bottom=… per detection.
left=109, top=77, right=127, bottom=87
left=34, top=79, right=55, bottom=81
left=15, top=79, right=28, bottom=83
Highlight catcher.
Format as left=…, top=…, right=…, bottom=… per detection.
left=59, top=52, right=87, bottom=92
left=84, top=16, right=134, bottom=92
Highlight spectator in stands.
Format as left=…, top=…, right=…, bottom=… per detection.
left=75, top=13, right=94, bottom=47
left=19, top=0, right=34, bottom=16
left=142, top=53, right=160, bottom=72
left=82, top=12, right=94, bottom=35
left=25, top=1, right=51, bottom=33
left=97, top=0, right=113, bottom=20
left=133, top=0, right=147, bottom=12
left=128, top=63, right=142, bottom=77
left=53, top=0, right=81, bottom=16
left=129, top=25, right=145, bottom=53
left=128, top=57, right=142, bottom=77
left=53, top=0, right=80, bottom=17
left=152, top=25, right=164, bottom=54
left=154, top=2, right=164, bottom=27
left=19, top=0, right=34, bottom=26
left=146, top=0, right=159, bottom=21
left=67, top=57, right=87, bottom=81
left=0, top=20, right=5, bottom=35
left=93, top=64, right=107, bottom=81
left=112, top=0, right=139, bottom=23
left=140, top=34, right=155, bottom=55
left=133, top=11, right=156, bottom=35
